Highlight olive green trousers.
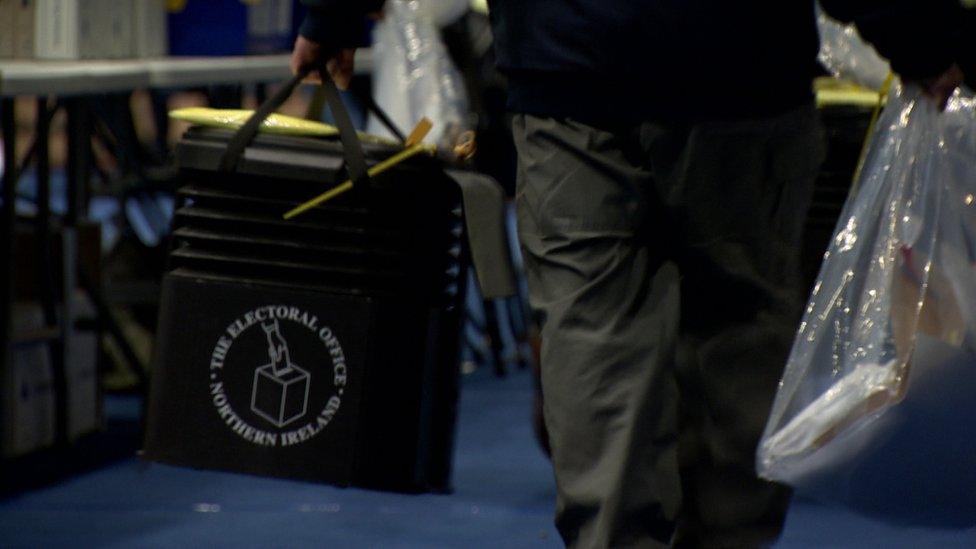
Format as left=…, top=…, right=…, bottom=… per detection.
left=513, top=105, right=825, bottom=548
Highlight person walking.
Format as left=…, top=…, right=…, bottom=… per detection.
left=292, top=1, right=967, bottom=546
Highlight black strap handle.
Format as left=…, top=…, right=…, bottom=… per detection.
left=218, top=66, right=369, bottom=186
left=304, top=80, right=407, bottom=143
left=359, top=90, right=407, bottom=143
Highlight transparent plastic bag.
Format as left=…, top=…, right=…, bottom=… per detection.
left=757, top=85, right=976, bottom=518
left=817, top=4, right=891, bottom=90
left=368, top=0, right=471, bottom=148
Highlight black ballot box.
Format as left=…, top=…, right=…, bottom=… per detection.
left=144, top=120, right=470, bottom=493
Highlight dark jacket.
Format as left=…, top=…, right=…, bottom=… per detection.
left=298, top=0, right=384, bottom=52
left=301, top=1, right=966, bottom=123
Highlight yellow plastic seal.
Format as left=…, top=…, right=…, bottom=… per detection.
left=169, top=107, right=342, bottom=137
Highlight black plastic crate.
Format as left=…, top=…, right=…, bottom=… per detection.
left=144, top=81, right=470, bottom=492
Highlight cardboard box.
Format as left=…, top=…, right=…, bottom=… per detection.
left=1, top=293, right=101, bottom=458
left=132, top=0, right=167, bottom=58
left=82, top=0, right=108, bottom=58
left=28, top=0, right=78, bottom=59
left=107, top=0, right=133, bottom=58
left=23, top=0, right=107, bottom=60
left=13, top=0, right=38, bottom=58
left=0, top=0, right=15, bottom=58
left=2, top=303, right=56, bottom=458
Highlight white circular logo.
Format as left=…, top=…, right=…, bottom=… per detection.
left=207, top=305, right=347, bottom=447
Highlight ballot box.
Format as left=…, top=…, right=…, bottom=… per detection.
left=143, top=76, right=478, bottom=492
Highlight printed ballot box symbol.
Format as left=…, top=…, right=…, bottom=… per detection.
left=250, top=319, right=310, bottom=428
left=251, top=364, right=310, bottom=428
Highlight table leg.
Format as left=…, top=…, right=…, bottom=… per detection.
left=59, top=97, right=91, bottom=446
left=1, top=98, right=16, bottom=451
left=35, top=99, right=57, bottom=324
left=33, top=97, right=70, bottom=448
left=65, top=98, right=90, bottom=224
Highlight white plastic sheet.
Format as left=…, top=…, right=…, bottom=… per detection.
left=368, top=0, right=471, bottom=148
left=757, top=84, right=976, bottom=520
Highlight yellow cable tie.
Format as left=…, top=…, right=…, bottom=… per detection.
left=283, top=144, right=428, bottom=220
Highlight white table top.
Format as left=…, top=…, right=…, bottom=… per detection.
left=0, top=51, right=373, bottom=96
left=0, top=58, right=151, bottom=96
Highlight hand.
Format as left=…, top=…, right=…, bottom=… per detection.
left=918, top=64, right=965, bottom=110
left=289, top=35, right=356, bottom=90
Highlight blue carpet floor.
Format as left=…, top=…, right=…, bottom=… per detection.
left=1, top=367, right=974, bottom=548
left=0, top=369, right=560, bottom=548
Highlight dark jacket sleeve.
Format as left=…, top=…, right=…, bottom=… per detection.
left=819, top=0, right=964, bottom=80
left=298, top=0, right=385, bottom=51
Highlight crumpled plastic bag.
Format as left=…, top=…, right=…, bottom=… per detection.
left=816, top=4, right=891, bottom=90
left=368, top=0, right=471, bottom=148
left=757, top=84, right=976, bottom=521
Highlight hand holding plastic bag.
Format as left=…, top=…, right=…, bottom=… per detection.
left=817, top=5, right=964, bottom=109
left=758, top=84, right=976, bottom=519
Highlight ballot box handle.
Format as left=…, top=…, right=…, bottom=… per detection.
left=218, top=66, right=369, bottom=187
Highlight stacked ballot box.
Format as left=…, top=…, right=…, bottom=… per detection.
left=144, top=127, right=469, bottom=492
